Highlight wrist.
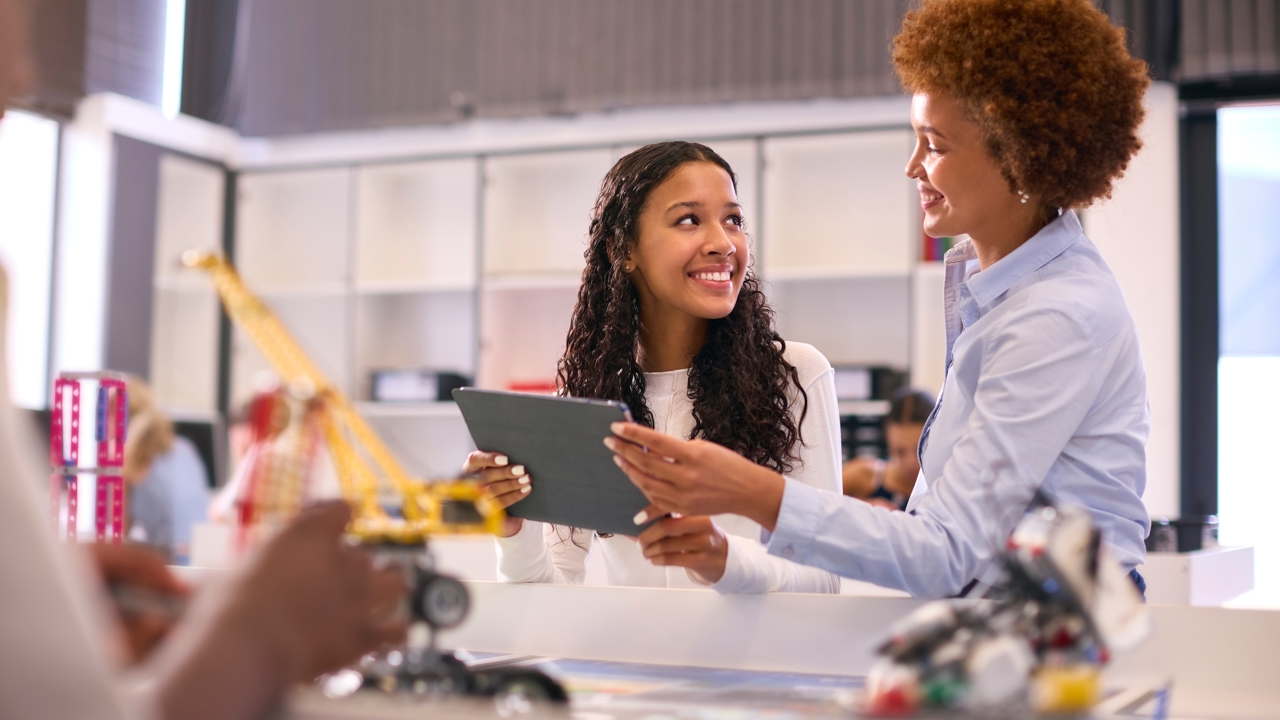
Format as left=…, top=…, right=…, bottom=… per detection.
left=738, top=467, right=785, bottom=532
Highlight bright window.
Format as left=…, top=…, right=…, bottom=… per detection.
left=1218, top=104, right=1280, bottom=608
left=0, top=110, right=59, bottom=409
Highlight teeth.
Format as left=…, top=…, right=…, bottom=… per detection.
left=694, top=271, right=730, bottom=282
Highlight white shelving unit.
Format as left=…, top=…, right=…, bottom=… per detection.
left=150, top=155, right=224, bottom=413
left=155, top=114, right=947, bottom=480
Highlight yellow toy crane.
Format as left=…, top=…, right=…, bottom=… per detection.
left=182, top=250, right=505, bottom=544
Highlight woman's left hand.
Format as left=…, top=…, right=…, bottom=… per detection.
left=637, top=515, right=728, bottom=584
left=604, top=422, right=786, bottom=531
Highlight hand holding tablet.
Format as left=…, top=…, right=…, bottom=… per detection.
left=461, top=451, right=530, bottom=537
left=454, top=389, right=658, bottom=537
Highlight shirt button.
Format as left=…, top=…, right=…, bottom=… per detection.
left=781, top=546, right=795, bottom=559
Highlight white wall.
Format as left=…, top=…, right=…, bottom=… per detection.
left=1083, top=82, right=1181, bottom=519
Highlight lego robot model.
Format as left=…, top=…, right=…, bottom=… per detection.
left=864, top=500, right=1153, bottom=717
left=49, top=372, right=128, bottom=543
left=184, top=250, right=566, bottom=704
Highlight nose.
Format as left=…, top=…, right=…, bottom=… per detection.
left=905, top=138, right=926, bottom=180
left=704, top=222, right=736, bottom=257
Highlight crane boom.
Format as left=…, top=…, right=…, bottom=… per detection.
left=183, top=250, right=503, bottom=542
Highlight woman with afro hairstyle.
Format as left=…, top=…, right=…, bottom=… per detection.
left=464, top=142, right=842, bottom=594
left=605, top=0, right=1154, bottom=599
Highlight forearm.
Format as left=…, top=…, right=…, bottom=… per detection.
left=714, top=534, right=839, bottom=594
left=731, top=465, right=786, bottom=533
left=496, top=521, right=587, bottom=584
left=768, top=478, right=976, bottom=598
left=151, top=598, right=296, bottom=720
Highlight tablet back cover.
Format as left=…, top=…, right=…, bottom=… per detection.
left=453, top=388, right=653, bottom=536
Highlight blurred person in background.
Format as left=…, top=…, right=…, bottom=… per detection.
left=124, top=376, right=211, bottom=564
left=841, top=387, right=936, bottom=510
left=0, top=2, right=407, bottom=718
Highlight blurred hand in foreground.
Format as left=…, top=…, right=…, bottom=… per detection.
left=87, top=543, right=190, bottom=664
left=156, top=501, right=408, bottom=720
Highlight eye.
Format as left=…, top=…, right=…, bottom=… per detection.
left=927, top=145, right=945, bottom=156
left=725, top=213, right=745, bottom=228
left=676, top=214, right=698, bottom=226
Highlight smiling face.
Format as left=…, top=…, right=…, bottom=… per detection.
left=628, top=161, right=748, bottom=325
left=905, top=92, right=1027, bottom=242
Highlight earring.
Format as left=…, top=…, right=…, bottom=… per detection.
left=1017, top=190, right=1029, bottom=204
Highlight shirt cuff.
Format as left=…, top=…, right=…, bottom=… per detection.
left=494, top=520, right=547, bottom=582
left=765, top=476, right=825, bottom=566
left=707, top=534, right=753, bottom=594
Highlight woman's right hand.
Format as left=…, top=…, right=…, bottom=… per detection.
left=463, top=451, right=531, bottom=537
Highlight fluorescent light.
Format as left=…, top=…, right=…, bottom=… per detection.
left=161, top=0, right=186, bottom=118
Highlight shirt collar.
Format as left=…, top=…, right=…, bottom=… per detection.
left=944, top=210, right=1083, bottom=310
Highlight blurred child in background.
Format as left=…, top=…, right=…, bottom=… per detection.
left=841, top=387, right=935, bottom=510
left=125, top=377, right=211, bottom=565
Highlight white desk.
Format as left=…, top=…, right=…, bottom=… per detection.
left=432, top=582, right=1280, bottom=719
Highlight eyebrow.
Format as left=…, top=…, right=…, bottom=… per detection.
left=918, top=125, right=947, bottom=140
left=665, top=200, right=743, bottom=214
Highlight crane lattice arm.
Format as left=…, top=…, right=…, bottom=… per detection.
left=183, top=250, right=503, bottom=542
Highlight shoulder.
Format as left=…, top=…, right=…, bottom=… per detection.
left=1000, top=238, right=1133, bottom=349
left=778, top=341, right=833, bottom=390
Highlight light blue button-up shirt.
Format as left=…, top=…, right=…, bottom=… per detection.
left=766, top=210, right=1150, bottom=598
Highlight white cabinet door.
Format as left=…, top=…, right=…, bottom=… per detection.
left=482, top=148, right=614, bottom=279
left=356, top=158, right=479, bottom=291
left=150, top=155, right=224, bottom=412
left=236, top=168, right=352, bottom=292
left=762, top=130, right=915, bottom=280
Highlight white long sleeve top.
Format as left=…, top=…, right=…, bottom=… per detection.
left=496, top=341, right=842, bottom=594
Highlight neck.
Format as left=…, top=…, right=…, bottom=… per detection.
left=968, top=204, right=1054, bottom=270
left=637, top=303, right=709, bottom=373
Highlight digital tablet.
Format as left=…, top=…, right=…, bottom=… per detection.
left=452, top=388, right=656, bottom=537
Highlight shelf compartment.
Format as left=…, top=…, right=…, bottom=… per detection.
left=355, top=158, right=478, bottom=291
left=228, top=293, right=351, bottom=411
left=769, top=275, right=910, bottom=369
left=353, top=290, right=477, bottom=402
left=478, top=285, right=578, bottom=392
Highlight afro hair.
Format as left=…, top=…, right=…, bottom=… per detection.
left=893, top=0, right=1151, bottom=209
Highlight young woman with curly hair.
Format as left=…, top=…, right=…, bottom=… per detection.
left=464, top=141, right=841, bottom=593
left=605, top=0, right=1154, bottom=599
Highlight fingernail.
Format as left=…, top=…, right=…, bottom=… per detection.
left=494, top=455, right=509, bottom=466
left=603, top=437, right=616, bottom=451
left=633, top=510, right=648, bottom=525
left=510, top=465, right=525, bottom=476
left=520, top=486, right=531, bottom=495
left=517, top=475, right=530, bottom=486
left=611, top=422, right=625, bottom=434
left=613, top=455, right=623, bottom=468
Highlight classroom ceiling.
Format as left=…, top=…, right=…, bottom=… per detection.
left=18, top=0, right=1280, bottom=132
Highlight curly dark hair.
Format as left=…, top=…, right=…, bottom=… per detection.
left=892, top=0, right=1151, bottom=209
left=557, top=141, right=806, bottom=474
